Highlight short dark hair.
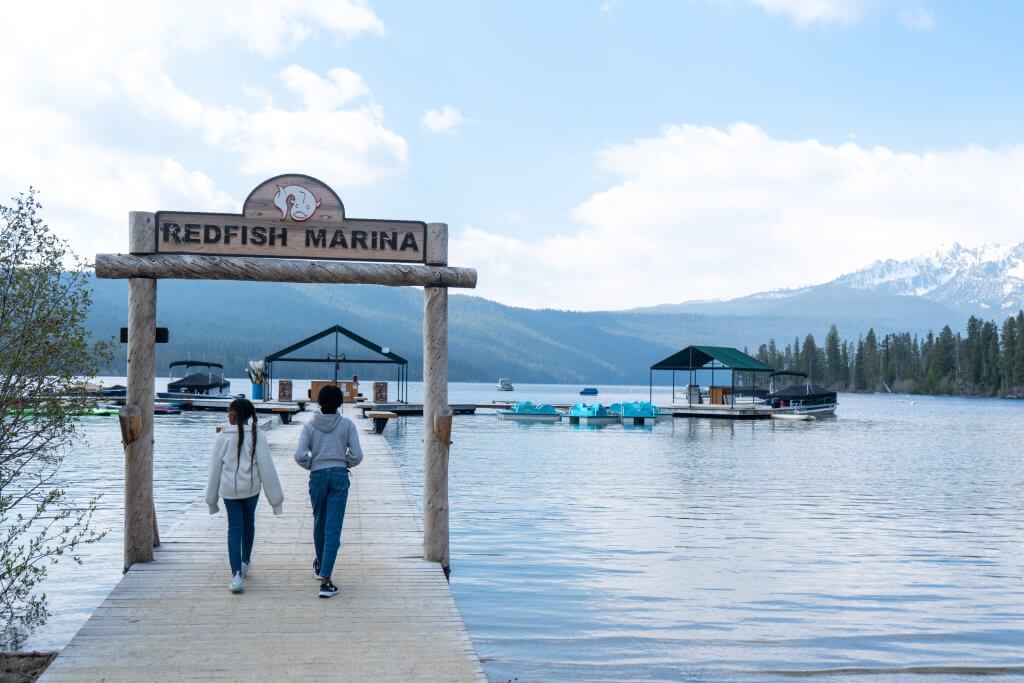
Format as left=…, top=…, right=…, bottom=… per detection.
left=318, top=385, right=343, bottom=413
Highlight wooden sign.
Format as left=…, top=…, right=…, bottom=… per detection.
left=277, top=380, right=293, bottom=402
left=153, top=174, right=427, bottom=264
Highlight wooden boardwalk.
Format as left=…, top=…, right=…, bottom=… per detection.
left=42, top=413, right=485, bottom=681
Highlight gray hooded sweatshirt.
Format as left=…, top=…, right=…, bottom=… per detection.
left=293, top=412, right=364, bottom=471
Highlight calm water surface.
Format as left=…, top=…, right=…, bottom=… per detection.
left=387, top=387, right=1024, bottom=680
left=24, top=382, right=1024, bottom=682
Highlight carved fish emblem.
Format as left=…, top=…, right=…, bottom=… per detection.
left=273, top=184, right=322, bottom=221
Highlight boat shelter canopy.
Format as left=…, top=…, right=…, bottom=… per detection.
left=649, top=345, right=774, bottom=404
left=651, top=345, right=773, bottom=372
left=263, top=324, right=408, bottom=402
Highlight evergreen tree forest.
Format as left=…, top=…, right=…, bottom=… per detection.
left=754, top=311, right=1024, bottom=397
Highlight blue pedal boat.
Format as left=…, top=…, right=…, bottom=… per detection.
left=567, top=402, right=619, bottom=425
left=611, top=401, right=666, bottom=426
left=497, top=401, right=564, bottom=422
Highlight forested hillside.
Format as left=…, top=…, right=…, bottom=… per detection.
left=755, top=312, right=1024, bottom=396
left=87, top=276, right=1020, bottom=392
left=87, top=278, right=889, bottom=384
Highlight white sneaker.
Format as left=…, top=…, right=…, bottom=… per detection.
left=241, top=561, right=251, bottom=578
left=229, top=573, right=244, bottom=593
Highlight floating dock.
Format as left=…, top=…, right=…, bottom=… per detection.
left=103, top=396, right=307, bottom=421
left=470, top=401, right=774, bottom=420
left=359, top=402, right=477, bottom=416
left=669, top=403, right=773, bottom=420
left=41, top=412, right=485, bottom=681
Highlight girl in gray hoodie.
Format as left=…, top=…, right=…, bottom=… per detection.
left=293, top=385, right=363, bottom=598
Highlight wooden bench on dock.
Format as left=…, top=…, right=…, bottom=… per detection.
left=270, top=406, right=300, bottom=424
left=365, top=410, right=398, bottom=433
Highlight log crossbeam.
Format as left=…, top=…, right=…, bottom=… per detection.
left=95, top=253, right=477, bottom=288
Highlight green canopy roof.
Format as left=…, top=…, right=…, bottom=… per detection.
left=264, top=324, right=406, bottom=365
left=651, top=345, right=773, bottom=372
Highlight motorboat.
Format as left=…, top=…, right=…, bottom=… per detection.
left=161, top=361, right=231, bottom=397
left=497, top=401, right=562, bottom=422
left=567, top=402, right=619, bottom=425
left=154, top=402, right=183, bottom=415
left=768, top=371, right=837, bottom=416
left=579, top=387, right=599, bottom=396
left=611, top=401, right=666, bottom=426
left=497, top=378, right=515, bottom=391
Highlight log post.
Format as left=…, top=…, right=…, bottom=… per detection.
left=124, top=213, right=157, bottom=571
left=423, top=223, right=451, bottom=575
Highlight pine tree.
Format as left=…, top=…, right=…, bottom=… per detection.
left=825, top=325, right=841, bottom=387
left=863, top=329, right=879, bottom=391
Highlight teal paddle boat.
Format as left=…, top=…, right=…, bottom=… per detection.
left=611, top=401, right=665, bottom=426
left=567, top=402, right=619, bottom=425
left=497, top=401, right=563, bottom=422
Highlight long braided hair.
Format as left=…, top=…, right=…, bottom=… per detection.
left=229, top=398, right=258, bottom=492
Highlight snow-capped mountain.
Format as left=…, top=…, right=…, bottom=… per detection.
left=830, top=242, right=1024, bottom=313
left=640, top=242, right=1024, bottom=335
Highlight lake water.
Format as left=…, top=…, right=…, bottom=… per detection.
left=23, top=382, right=1024, bottom=681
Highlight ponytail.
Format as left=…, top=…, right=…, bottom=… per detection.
left=228, top=398, right=258, bottom=492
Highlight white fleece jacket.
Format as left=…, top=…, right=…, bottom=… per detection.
left=205, top=423, right=284, bottom=515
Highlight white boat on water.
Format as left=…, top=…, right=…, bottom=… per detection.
left=497, top=378, right=514, bottom=391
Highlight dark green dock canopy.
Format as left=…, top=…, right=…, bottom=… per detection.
left=651, top=345, right=773, bottom=372
left=649, top=345, right=774, bottom=403
left=264, top=324, right=409, bottom=402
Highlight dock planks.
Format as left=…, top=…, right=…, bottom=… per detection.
left=41, top=413, right=484, bottom=682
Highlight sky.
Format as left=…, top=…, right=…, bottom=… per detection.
left=2, top=0, right=1024, bottom=310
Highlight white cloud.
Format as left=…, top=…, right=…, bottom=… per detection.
left=118, top=61, right=408, bottom=185
left=745, top=0, right=874, bottom=25
left=421, top=106, right=465, bottom=133
left=0, top=1, right=399, bottom=255
left=280, top=66, right=371, bottom=111
left=453, top=123, right=1024, bottom=310
left=900, top=7, right=936, bottom=28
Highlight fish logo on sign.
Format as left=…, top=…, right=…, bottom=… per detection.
left=273, top=184, right=321, bottom=221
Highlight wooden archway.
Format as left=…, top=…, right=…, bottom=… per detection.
left=97, top=176, right=477, bottom=575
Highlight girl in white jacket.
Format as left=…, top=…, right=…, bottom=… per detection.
left=205, top=398, right=284, bottom=593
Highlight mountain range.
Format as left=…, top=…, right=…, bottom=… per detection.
left=87, top=241, right=1024, bottom=384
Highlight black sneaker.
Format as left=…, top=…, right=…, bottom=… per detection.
left=318, top=579, right=338, bottom=598
left=313, top=558, right=323, bottom=580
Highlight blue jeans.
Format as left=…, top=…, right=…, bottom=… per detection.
left=309, top=468, right=350, bottom=579
left=224, top=494, right=259, bottom=575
